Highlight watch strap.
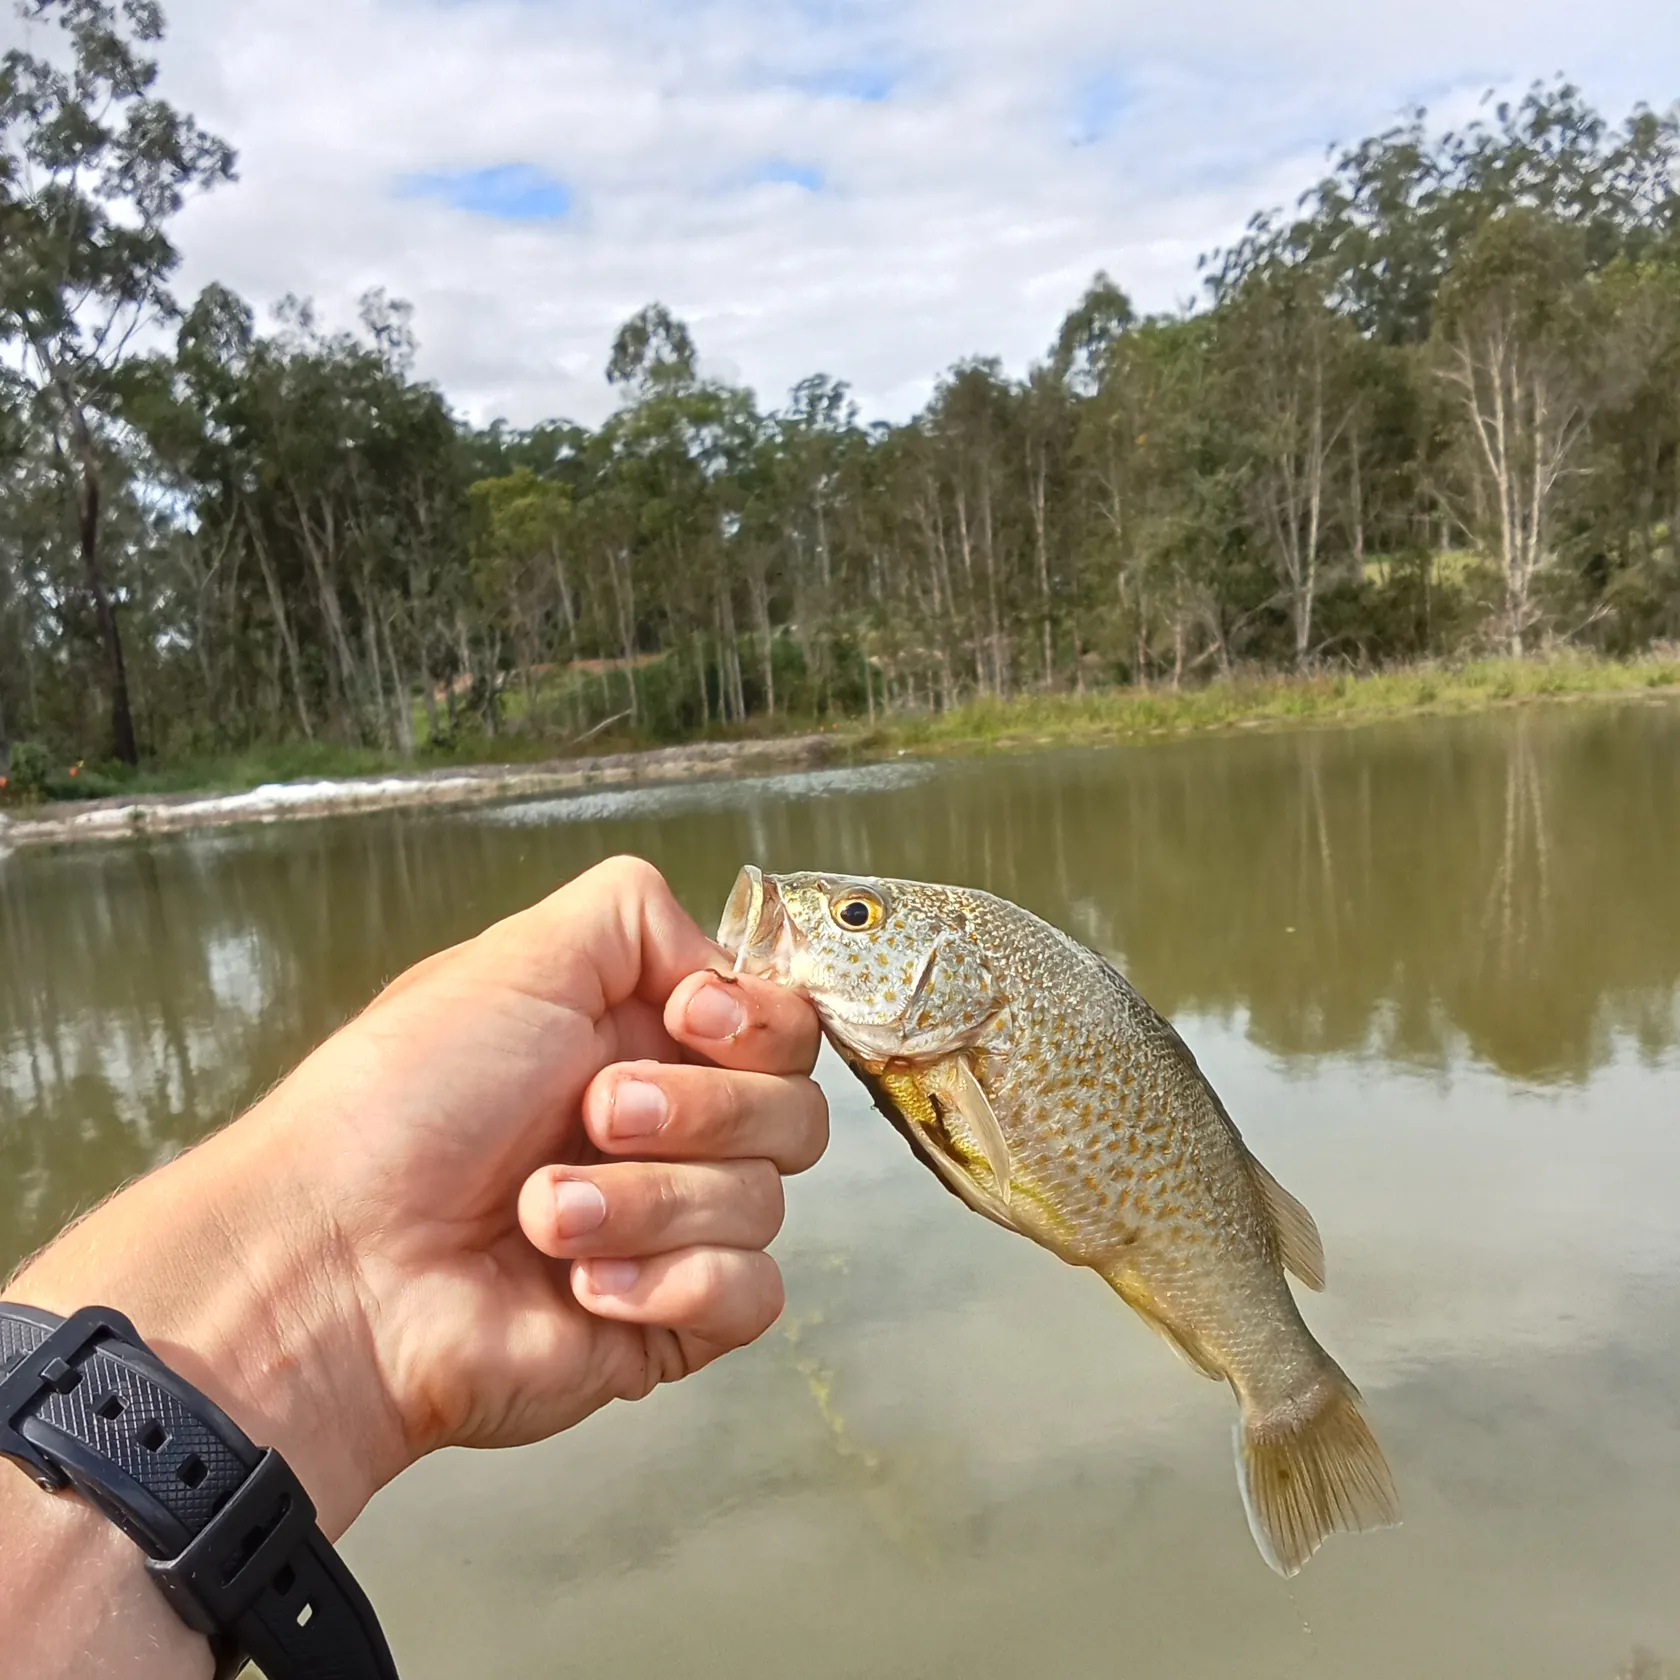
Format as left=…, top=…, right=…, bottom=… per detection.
left=0, top=1302, right=399, bottom=1680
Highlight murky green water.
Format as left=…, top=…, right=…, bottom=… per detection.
left=5, top=703, right=1680, bottom=1679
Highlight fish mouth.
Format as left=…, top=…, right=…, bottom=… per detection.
left=717, top=864, right=798, bottom=979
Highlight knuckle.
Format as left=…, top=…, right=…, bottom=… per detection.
left=596, top=854, right=666, bottom=899
left=690, top=1248, right=732, bottom=1310
left=647, top=1167, right=687, bottom=1230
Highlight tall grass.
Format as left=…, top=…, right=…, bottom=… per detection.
left=854, top=652, right=1680, bottom=753
left=14, top=651, right=1679, bottom=804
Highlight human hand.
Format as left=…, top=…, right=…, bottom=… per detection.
left=9, top=857, right=827, bottom=1538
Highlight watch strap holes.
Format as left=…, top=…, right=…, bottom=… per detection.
left=177, top=1453, right=208, bottom=1488
left=222, top=1493, right=290, bottom=1589
left=272, top=1563, right=296, bottom=1597
left=138, top=1420, right=168, bottom=1453
left=295, top=1602, right=314, bottom=1628
left=94, top=1391, right=125, bottom=1420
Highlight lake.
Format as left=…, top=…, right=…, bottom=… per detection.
left=4, top=702, right=1680, bottom=1679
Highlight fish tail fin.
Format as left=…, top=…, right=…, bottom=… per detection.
left=1235, top=1369, right=1400, bottom=1576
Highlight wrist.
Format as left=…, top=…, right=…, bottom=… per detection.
left=8, top=1105, right=408, bottom=1539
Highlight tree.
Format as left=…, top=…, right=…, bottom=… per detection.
left=1217, top=259, right=1361, bottom=666
left=5, top=76, right=1680, bottom=771
left=1434, top=211, right=1598, bottom=653
left=0, top=0, right=235, bottom=761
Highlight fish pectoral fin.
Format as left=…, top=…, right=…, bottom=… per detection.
left=923, top=1055, right=1013, bottom=1204
left=1100, top=1267, right=1224, bottom=1381
left=875, top=1068, right=1019, bottom=1233
left=1245, top=1153, right=1326, bottom=1291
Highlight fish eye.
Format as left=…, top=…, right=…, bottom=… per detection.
left=830, top=890, right=884, bottom=932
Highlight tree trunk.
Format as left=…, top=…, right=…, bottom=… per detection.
left=1030, top=437, right=1054, bottom=689
left=606, top=546, right=640, bottom=723
left=382, top=609, right=415, bottom=756
left=953, top=485, right=985, bottom=694
left=73, top=452, right=139, bottom=764
left=978, top=470, right=1004, bottom=696
left=294, top=493, right=363, bottom=735
left=248, top=515, right=314, bottom=740
left=718, top=583, right=745, bottom=720
left=749, top=568, right=775, bottom=717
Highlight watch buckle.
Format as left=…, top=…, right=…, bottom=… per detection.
left=0, top=1305, right=141, bottom=1489
left=147, top=1448, right=318, bottom=1635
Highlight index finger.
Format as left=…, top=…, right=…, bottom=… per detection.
left=665, top=971, right=820, bottom=1076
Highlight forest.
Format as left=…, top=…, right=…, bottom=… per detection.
left=3, top=0, right=1680, bottom=779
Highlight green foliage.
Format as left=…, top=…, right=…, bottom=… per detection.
left=1, top=0, right=236, bottom=766
left=1, top=45, right=1679, bottom=776
left=42, top=766, right=122, bottom=800
left=4, top=741, right=51, bottom=797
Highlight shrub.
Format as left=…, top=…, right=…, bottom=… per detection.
left=44, top=767, right=122, bottom=801
left=5, top=742, right=51, bottom=800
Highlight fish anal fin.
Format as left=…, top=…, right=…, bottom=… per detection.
left=1246, top=1155, right=1326, bottom=1291
left=1236, top=1375, right=1400, bottom=1575
left=922, top=1055, right=1013, bottom=1203
left=1100, top=1267, right=1223, bottom=1381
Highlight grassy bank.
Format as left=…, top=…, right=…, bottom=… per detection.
left=844, top=652, right=1680, bottom=756
left=8, top=653, right=1680, bottom=808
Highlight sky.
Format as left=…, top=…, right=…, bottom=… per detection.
left=8, top=0, right=1679, bottom=427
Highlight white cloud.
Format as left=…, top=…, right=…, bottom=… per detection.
left=12, top=0, right=1680, bottom=425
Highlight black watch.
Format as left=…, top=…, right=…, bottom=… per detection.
left=0, top=1303, right=400, bottom=1680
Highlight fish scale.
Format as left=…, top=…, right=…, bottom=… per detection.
left=719, top=864, right=1400, bottom=1576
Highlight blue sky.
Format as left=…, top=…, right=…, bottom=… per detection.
left=82, top=0, right=1680, bottom=425
left=401, top=165, right=573, bottom=221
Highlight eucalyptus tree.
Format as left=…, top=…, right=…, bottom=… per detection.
left=1213, top=255, right=1363, bottom=666
left=0, top=0, right=234, bottom=761
left=467, top=467, right=573, bottom=728
left=1432, top=211, right=1599, bottom=654
left=1282, top=81, right=1680, bottom=347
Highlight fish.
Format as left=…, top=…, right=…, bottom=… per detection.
left=718, top=865, right=1399, bottom=1575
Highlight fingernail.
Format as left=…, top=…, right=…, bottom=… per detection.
left=582, top=1258, right=640, bottom=1296
left=610, top=1079, right=668, bottom=1138
left=684, top=981, right=745, bottom=1041
left=553, top=1179, right=607, bottom=1237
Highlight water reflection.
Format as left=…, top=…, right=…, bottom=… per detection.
left=5, top=705, right=1680, bottom=1680
left=4, top=705, right=1679, bottom=1272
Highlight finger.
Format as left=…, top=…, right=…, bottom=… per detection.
left=571, top=1246, right=785, bottom=1351
left=665, top=970, right=821, bottom=1075
left=478, top=856, right=734, bottom=1016
left=581, top=1060, right=828, bottom=1173
left=518, top=1159, right=785, bottom=1259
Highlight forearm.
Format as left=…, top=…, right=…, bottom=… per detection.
left=1, top=1107, right=400, bottom=1678
left=0, top=1475, right=210, bottom=1680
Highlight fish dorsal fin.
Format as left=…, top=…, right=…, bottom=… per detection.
left=1246, top=1154, right=1326, bottom=1291
left=924, top=1055, right=1013, bottom=1203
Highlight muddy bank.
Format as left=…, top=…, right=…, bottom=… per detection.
left=0, top=734, right=838, bottom=850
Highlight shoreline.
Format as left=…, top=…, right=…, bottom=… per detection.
left=4, top=657, right=1678, bottom=850
left=0, top=733, right=837, bottom=850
